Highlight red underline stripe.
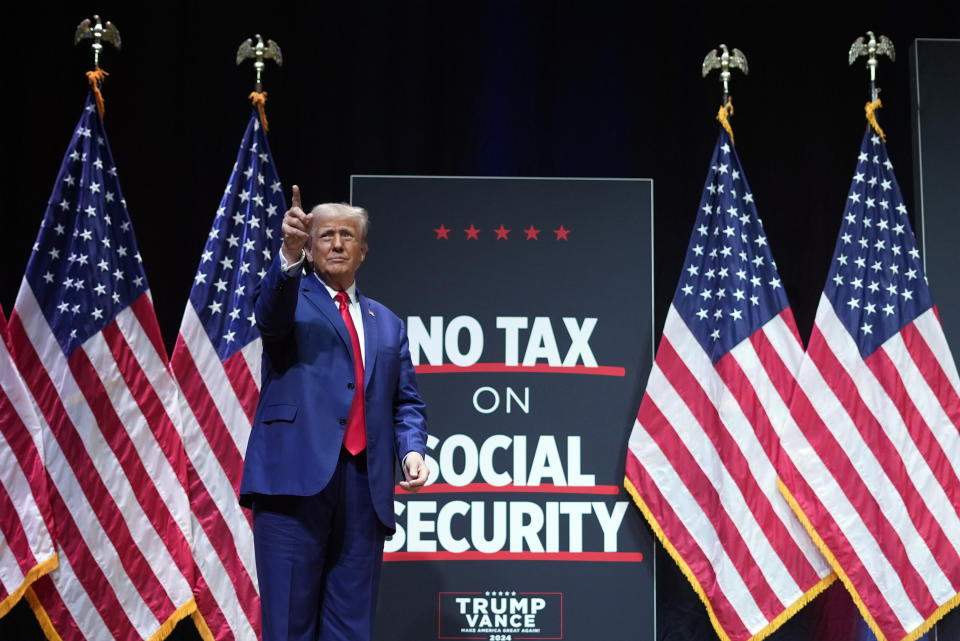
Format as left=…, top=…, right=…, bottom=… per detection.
left=413, top=363, right=625, bottom=376
left=386, top=551, right=643, bottom=562
left=394, top=483, right=620, bottom=495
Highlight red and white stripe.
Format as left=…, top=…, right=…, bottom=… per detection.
left=780, top=295, right=960, bottom=641
left=0, top=307, right=57, bottom=617
left=171, top=301, right=261, bottom=641
left=625, top=305, right=832, bottom=641
left=9, top=284, right=196, bottom=640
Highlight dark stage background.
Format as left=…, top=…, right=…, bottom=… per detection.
left=3, top=2, right=960, bottom=640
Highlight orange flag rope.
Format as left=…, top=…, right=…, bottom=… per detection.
left=717, top=101, right=734, bottom=144
left=865, top=98, right=887, bottom=142
left=249, top=91, right=269, bottom=131
left=85, top=68, right=108, bottom=118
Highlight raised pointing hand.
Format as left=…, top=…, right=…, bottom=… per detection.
left=281, top=184, right=313, bottom=263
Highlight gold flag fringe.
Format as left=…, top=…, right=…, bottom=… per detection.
left=146, top=598, right=197, bottom=641
left=25, top=587, right=61, bottom=641
left=85, top=68, right=109, bottom=118
left=624, top=476, right=834, bottom=641
left=249, top=91, right=269, bottom=131
left=778, top=478, right=960, bottom=641
left=0, top=554, right=57, bottom=619
left=717, top=101, right=735, bottom=144
left=191, top=608, right=216, bottom=641
left=865, top=99, right=887, bottom=142
left=25, top=587, right=196, bottom=641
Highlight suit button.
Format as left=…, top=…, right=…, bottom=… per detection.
left=347, top=382, right=355, bottom=390
left=339, top=418, right=347, bottom=425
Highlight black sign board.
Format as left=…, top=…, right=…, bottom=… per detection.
left=351, top=176, right=656, bottom=641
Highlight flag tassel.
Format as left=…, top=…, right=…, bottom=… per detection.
left=249, top=91, right=269, bottom=131
left=85, top=67, right=108, bottom=118
left=717, top=101, right=735, bottom=144
left=865, top=99, right=886, bottom=142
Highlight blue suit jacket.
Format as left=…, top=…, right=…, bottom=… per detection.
left=239, top=259, right=427, bottom=530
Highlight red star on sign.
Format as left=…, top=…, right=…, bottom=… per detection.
left=553, top=225, right=571, bottom=240
left=464, top=224, right=481, bottom=240
left=524, top=225, right=541, bottom=240
left=493, top=224, right=511, bottom=240
left=434, top=224, right=451, bottom=239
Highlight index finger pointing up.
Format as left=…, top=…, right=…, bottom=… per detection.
left=291, top=184, right=302, bottom=211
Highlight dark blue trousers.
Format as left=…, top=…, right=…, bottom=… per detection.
left=253, top=449, right=386, bottom=641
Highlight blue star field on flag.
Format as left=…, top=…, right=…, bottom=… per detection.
left=25, top=92, right=150, bottom=356
left=824, top=126, right=930, bottom=358
left=188, top=111, right=286, bottom=361
left=673, top=128, right=791, bottom=363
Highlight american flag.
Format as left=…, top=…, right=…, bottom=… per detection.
left=0, top=305, right=57, bottom=617
left=7, top=91, right=197, bottom=640
left=624, top=126, right=833, bottom=641
left=778, top=125, right=960, bottom=641
left=171, top=110, right=285, bottom=641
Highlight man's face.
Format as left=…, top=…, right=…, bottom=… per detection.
left=306, top=215, right=367, bottom=289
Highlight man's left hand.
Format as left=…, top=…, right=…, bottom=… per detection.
left=400, top=452, right=429, bottom=492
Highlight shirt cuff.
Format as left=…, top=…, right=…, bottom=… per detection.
left=280, top=249, right=306, bottom=274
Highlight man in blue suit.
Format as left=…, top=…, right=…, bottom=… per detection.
left=240, top=185, right=429, bottom=641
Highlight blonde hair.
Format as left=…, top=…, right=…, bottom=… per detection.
left=309, top=203, right=369, bottom=240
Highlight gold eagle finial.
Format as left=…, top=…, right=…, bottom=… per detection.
left=849, top=31, right=895, bottom=101
left=74, top=15, right=121, bottom=68
left=237, top=34, right=283, bottom=91
left=702, top=44, right=748, bottom=105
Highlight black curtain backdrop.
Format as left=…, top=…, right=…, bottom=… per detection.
left=3, top=2, right=959, bottom=640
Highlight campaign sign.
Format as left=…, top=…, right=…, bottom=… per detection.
left=439, top=591, right=563, bottom=639
left=350, top=176, right=655, bottom=641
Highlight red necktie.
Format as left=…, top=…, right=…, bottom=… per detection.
left=335, top=291, right=366, bottom=454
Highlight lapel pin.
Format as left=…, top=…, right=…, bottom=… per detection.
left=368, top=309, right=375, bottom=317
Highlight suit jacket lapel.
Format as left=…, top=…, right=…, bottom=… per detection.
left=300, top=277, right=353, bottom=353
left=358, top=291, right=378, bottom=391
